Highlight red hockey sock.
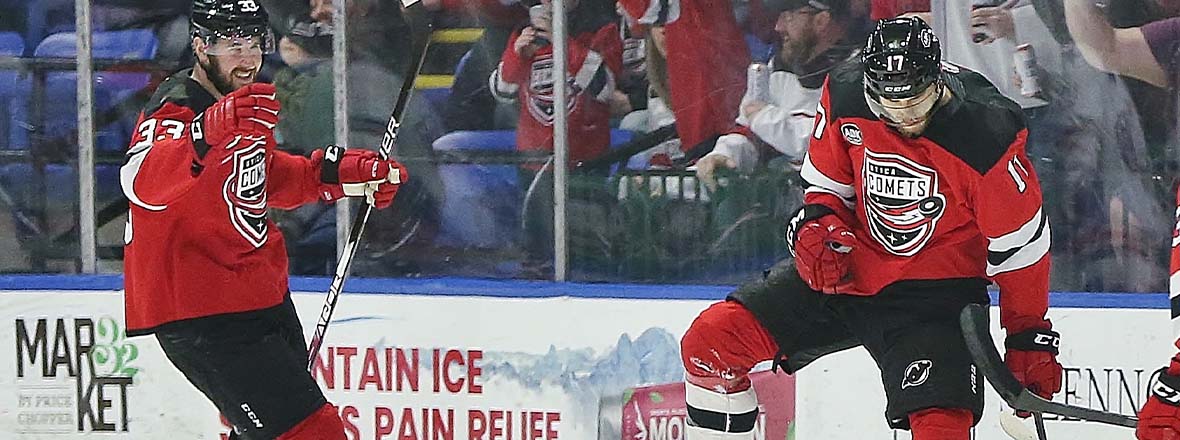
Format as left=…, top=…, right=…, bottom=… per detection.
left=276, top=403, right=346, bottom=440
left=909, top=407, right=972, bottom=440
left=681, top=300, right=779, bottom=392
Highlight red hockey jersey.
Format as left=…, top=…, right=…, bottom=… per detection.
left=492, top=23, right=623, bottom=165
left=617, top=0, right=748, bottom=150
left=1170, top=188, right=1180, bottom=353
left=801, top=62, right=1051, bottom=335
left=121, top=71, right=326, bottom=335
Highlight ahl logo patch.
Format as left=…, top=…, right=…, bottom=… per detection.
left=223, top=137, right=269, bottom=248
left=862, top=150, right=946, bottom=256
left=841, top=123, right=863, bottom=145
left=902, top=359, right=933, bottom=390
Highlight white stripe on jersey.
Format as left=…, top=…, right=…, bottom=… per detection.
left=988, top=208, right=1045, bottom=252
left=489, top=62, right=518, bottom=103
left=121, top=145, right=168, bottom=212
left=986, top=213, right=1050, bottom=277
left=800, top=153, right=854, bottom=200
left=638, top=0, right=680, bottom=24
left=1171, top=270, right=1180, bottom=345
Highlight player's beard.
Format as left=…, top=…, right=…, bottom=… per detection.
left=197, top=55, right=254, bottom=96
left=779, top=26, right=817, bottom=69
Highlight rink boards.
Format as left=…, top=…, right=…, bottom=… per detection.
left=0, top=275, right=1167, bottom=440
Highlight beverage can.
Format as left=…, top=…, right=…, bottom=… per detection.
left=1014, top=43, right=1041, bottom=97
left=747, top=63, right=771, bottom=102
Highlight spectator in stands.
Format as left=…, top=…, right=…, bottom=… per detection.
left=1042, top=0, right=1177, bottom=291
left=694, top=0, right=865, bottom=190
left=611, top=14, right=652, bottom=120
left=304, top=0, right=414, bottom=74
left=870, top=0, right=927, bottom=20
left=266, top=14, right=445, bottom=276
left=271, top=34, right=338, bottom=274
left=490, top=0, right=622, bottom=164
left=617, top=0, right=750, bottom=158
left=489, top=0, right=623, bottom=277
left=426, top=0, right=529, bottom=132
left=1063, top=0, right=1174, bottom=89
left=616, top=25, right=682, bottom=168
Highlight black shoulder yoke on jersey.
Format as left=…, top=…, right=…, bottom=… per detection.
left=140, top=69, right=218, bottom=165
left=825, top=61, right=1027, bottom=175
left=143, top=69, right=217, bottom=117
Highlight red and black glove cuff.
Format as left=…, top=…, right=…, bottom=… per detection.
left=191, top=112, right=212, bottom=160
left=1004, top=328, right=1060, bottom=356
left=318, top=145, right=345, bottom=184
left=785, top=204, right=836, bottom=252
left=1152, top=367, right=1180, bottom=406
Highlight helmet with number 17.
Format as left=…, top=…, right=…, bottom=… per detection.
left=861, top=17, right=943, bottom=133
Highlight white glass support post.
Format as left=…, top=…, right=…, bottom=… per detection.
left=332, top=0, right=351, bottom=260
left=77, top=0, right=96, bottom=273
left=552, top=0, right=569, bottom=281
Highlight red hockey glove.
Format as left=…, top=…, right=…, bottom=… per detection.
left=1138, top=361, right=1180, bottom=440
left=1004, top=327, right=1063, bottom=416
left=196, top=83, right=280, bottom=154
left=313, top=146, right=407, bottom=209
left=787, top=204, right=856, bottom=293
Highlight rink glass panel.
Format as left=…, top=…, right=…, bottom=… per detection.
left=0, top=1, right=1175, bottom=294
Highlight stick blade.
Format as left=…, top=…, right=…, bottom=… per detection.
left=960, top=303, right=1026, bottom=401
left=960, top=304, right=1139, bottom=428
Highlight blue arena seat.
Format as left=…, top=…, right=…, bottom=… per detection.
left=0, top=32, right=26, bottom=150
left=32, top=29, right=158, bottom=152
left=432, top=130, right=522, bottom=249
left=0, top=163, right=122, bottom=236
left=431, top=129, right=636, bottom=248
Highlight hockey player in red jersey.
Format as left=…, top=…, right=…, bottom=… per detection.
left=119, top=0, right=406, bottom=438
left=1136, top=188, right=1180, bottom=440
left=678, top=17, right=1061, bottom=439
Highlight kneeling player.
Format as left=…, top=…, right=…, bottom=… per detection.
left=680, top=17, right=1063, bottom=440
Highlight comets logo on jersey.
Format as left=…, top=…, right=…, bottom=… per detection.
left=222, top=137, right=269, bottom=247
left=862, top=150, right=946, bottom=256
left=526, top=55, right=578, bottom=125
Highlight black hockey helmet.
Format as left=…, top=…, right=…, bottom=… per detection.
left=862, top=17, right=940, bottom=100
left=191, top=0, right=275, bottom=55
left=861, top=17, right=944, bottom=130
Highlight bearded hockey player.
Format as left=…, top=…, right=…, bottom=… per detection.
left=677, top=17, right=1061, bottom=440
left=119, top=0, right=406, bottom=438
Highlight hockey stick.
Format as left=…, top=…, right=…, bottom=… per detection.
left=305, top=1, right=433, bottom=371
left=959, top=303, right=1138, bottom=428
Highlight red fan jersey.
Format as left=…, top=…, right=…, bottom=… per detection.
left=801, top=62, right=1051, bottom=334
left=121, top=70, right=327, bottom=335
left=617, top=0, right=748, bottom=149
left=492, top=23, right=623, bottom=165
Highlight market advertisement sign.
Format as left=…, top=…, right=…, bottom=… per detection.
left=0, top=290, right=713, bottom=439
left=1, top=291, right=214, bottom=438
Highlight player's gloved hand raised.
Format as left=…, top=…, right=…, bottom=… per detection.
left=1137, top=361, right=1180, bottom=440
left=787, top=204, right=856, bottom=293
left=313, top=146, right=408, bottom=209
left=197, top=83, right=279, bottom=151
left=1004, top=326, right=1063, bottom=416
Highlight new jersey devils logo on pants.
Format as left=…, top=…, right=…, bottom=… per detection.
left=223, top=137, right=269, bottom=248
left=902, top=359, right=933, bottom=390
left=862, top=150, right=946, bottom=256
